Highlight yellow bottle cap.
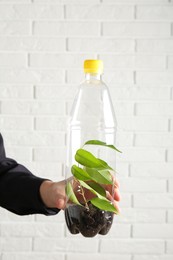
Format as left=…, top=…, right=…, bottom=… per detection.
left=84, top=60, right=103, bottom=74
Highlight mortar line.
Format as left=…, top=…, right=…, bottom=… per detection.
left=167, top=179, right=169, bottom=192
left=133, top=102, right=137, bottom=116
left=165, top=149, right=168, bottom=162
left=165, top=210, right=168, bottom=223
left=130, top=224, right=133, bottom=238
left=133, top=71, right=136, bottom=85
left=134, top=5, right=137, bottom=20
left=164, top=240, right=167, bottom=254
left=100, top=22, right=103, bottom=36
left=134, top=39, right=137, bottom=53
left=66, top=38, right=69, bottom=51
left=128, top=163, right=131, bottom=177
left=31, top=237, right=34, bottom=251
left=98, top=239, right=101, bottom=253
left=64, top=4, right=66, bottom=19
left=131, top=194, right=134, bottom=208
left=168, top=118, right=171, bottom=132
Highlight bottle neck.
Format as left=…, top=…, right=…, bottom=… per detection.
left=85, top=73, right=102, bottom=81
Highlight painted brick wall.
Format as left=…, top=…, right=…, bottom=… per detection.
left=0, top=0, right=173, bottom=260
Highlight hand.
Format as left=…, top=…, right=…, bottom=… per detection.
left=39, top=179, right=67, bottom=210
left=40, top=177, right=121, bottom=212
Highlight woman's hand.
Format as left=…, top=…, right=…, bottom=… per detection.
left=40, top=177, right=121, bottom=213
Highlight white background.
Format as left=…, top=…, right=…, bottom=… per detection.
left=0, top=0, right=173, bottom=259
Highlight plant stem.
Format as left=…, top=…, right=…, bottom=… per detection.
left=80, top=184, right=89, bottom=210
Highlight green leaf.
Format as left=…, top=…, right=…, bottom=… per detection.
left=71, top=165, right=91, bottom=181
left=99, top=169, right=113, bottom=184
left=86, top=167, right=113, bottom=185
left=88, top=182, right=106, bottom=197
left=84, top=139, right=122, bottom=153
left=65, top=182, right=82, bottom=206
left=90, top=197, right=118, bottom=214
left=75, top=149, right=112, bottom=170
left=78, top=180, right=105, bottom=199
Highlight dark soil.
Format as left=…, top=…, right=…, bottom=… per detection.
left=65, top=202, right=114, bottom=237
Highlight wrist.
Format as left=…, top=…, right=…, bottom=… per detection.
left=40, top=180, right=54, bottom=208
left=39, top=179, right=67, bottom=210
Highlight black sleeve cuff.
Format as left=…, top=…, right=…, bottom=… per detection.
left=0, top=162, right=60, bottom=216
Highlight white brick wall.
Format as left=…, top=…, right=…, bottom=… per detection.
left=0, top=0, right=173, bottom=260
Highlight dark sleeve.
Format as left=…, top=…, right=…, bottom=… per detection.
left=0, top=133, right=60, bottom=216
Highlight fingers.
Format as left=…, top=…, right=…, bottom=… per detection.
left=106, top=191, right=120, bottom=214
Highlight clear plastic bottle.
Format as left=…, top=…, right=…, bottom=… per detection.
left=65, top=60, right=117, bottom=237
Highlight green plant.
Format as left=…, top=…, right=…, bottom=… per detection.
left=66, top=140, right=122, bottom=214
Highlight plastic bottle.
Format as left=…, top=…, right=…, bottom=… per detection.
left=65, top=60, right=117, bottom=237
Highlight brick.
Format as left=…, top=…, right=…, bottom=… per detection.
left=119, top=193, right=132, bottom=208
left=1, top=223, right=64, bottom=237
left=100, top=239, right=164, bottom=254
left=1, top=101, right=65, bottom=115
left=0, top=53, right=27, bottom=68
left=0, top=116, right=33, bottom=130
left=68, top=38, right=135, bottom=53
left=116, top=147, right=165, bottom=162
left=133, top=224, right=173, bottom=238
left=34, top=0, right=100, bottom=3
left=0, top=21, right=30, bottom=35
left=166, top=241, right=173, bottom=253
left=0, top=0, right=31, bottom=2
left=134, top=193, right=173, bottom=208
left=35, top=85, right=77, bottom=100
left=133, top=255, right=173, bottom=260
left=66, top=69, right=134, bottom=85
left=5, top=146, right=32, bottom=161
left=66, top=4, right=133, bottom=20
left=136, top=102, right=173, bottom=116
left=137, top=6, right=173, bottom=20
left=66, top=254, right=131, bottom=260
left=2, top=253, right=64, bottom=260
left=24, top=161, right=63, bottom=180
left=137, top=39, right=173, bottom=53
left=111, top=86, right=170, bottom=101
left=33, top=147, right=66, bottom=162
left=3, top=131, right=65, bottom=146
left=136, top=71, right=173, bottom=85
left=116, top=132, right=133, bottom=146
left=0, top=69, right=64, bottom=84
left=104, top=70, right=134, bottom=85
left=0, top=37, right=66, bottom=51
left=100, top=54, right=165, bottom=69
left=0, top=85, right=33, bottom=99
left=116, top=208, right=166, bottom=223
left=102, top=0, right=168, bottom=3
left=103, top=22, right=170, bottom=37
left=0, top=238, right=31, bottom=252
left=131, top=162, right=173, bottom=178
left=29, top=53, right=89, bottom=68
left=0, top=4, right=63, bottom=20
left=36, top=210, right=64, bottom=222
left=33, top=238, right=98, bottom=252
left=119, top=177, right=166, bottom=192
left=33, top=21, right=99, bottom=36
left=35, top=116, right=67, bottom=131
left=104, top=224, right=131, bottom=238
left=168, top=210, right=173, bottom=222
left=0, top=208, right=34, bottom=222
left=116, top=162, right=129, bottom=177
left=135, top=133, right=173, bottom=147
left=168, top=55, right=173, bottom=69
left=117, top=116, right=169, bottom=132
